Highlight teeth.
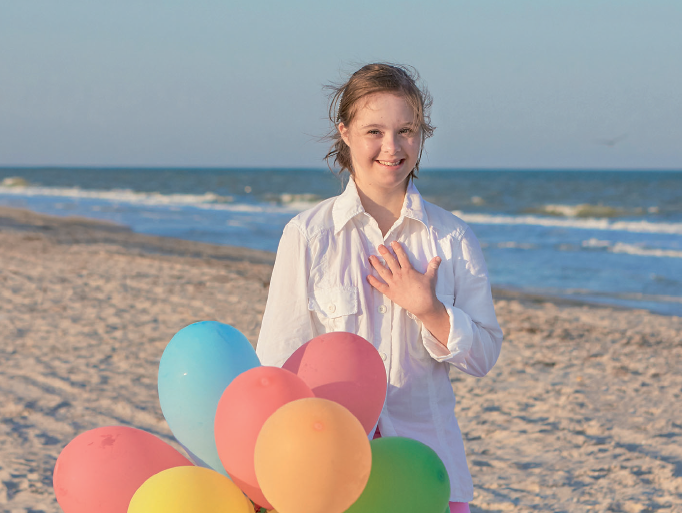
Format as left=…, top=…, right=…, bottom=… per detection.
left=378, top=160, right=401, bottom=166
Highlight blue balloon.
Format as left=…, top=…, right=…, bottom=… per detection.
left=158, top=321, right=260, bottom=474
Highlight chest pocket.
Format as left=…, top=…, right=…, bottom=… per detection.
left=308, top=286, right=358, bottom=334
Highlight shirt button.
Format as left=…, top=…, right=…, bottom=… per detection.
left=327, top=304, right=336, bottom=313
left=378, top=305, right=387, bottom=314
left=380, top=352, right=387, bottom=361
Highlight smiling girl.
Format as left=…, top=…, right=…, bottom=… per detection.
left=256, top=63, right=503, bottom=512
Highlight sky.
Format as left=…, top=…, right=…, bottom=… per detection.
left=1, top=1, right=681, bottom=169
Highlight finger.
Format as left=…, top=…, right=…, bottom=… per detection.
left=425, top=256, right=442, bottom=280
left=390, top=241, right=412, bottom=269
left=369, top=255, right=393, bottom=282
left=367, top=273, right=389, bottom=294
left=377, top=245, right=401, bottom=273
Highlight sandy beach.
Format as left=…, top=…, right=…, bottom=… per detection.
left=1, top=206, right=680, bottom=513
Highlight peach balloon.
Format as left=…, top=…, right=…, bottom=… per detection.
left=254, top=398, right=371, bottom=513
left=214, top=366, right=314, bottom=509
left=282, top=332, right=387, bottom=434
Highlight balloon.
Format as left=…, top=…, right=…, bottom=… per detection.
left=158, top=321, right=260, bottom=474
left=282, top=332, right=387, bottom=434
left=127, top=466, right=253, bottom=513
left=215, top=366, right=314, bottom=509
left=175, top=441, right=212, bottom=469
left=53, top=426, right=192, bottom=513
left=344, top=437, right=450, bottom=513
left=254, top=398, right=371, bottom=513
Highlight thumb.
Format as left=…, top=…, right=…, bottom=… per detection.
left=425, top=256, right=442, bottom=279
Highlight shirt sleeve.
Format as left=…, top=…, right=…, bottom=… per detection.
left=256, top=221, right=317, bottom=368
left=421, top=227, right=504, bottom=377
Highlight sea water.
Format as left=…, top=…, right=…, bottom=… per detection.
left=1, top=168, right=680, bottom=315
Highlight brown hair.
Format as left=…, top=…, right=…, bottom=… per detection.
left=324, top=63, right=435, bottom=179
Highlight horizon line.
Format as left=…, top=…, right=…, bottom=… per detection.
left=1, top=165, right=681, bottom=172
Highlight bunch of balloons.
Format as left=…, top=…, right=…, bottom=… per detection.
left=53, top=321, right=451, bottom=513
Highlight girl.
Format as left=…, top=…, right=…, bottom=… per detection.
left=256, top=63, right=503, bottom=512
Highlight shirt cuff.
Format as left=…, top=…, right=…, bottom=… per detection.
left=421, top=304, right=474, bottom=363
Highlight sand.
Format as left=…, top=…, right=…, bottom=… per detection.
left=1, top=206, right=680, bottom=513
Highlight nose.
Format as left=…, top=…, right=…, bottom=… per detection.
left=383, top=132, right=401, bottom=155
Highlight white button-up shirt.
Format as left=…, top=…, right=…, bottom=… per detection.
left=256, top=178, right=503, bottom=502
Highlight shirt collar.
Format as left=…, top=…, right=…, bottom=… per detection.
left=332, top=178, right=429, bottom=234
left=403, top=179, right=429, bottom=229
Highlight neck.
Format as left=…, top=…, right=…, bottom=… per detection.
left=353, top=178, right=408, bottom=236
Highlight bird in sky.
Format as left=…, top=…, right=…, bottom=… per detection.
left=595, top=133, right=628, bottom=147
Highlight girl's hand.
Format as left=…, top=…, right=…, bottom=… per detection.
left=367, top=241, right=450, bottom=346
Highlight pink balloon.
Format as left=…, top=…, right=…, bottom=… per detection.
left=53, top=426, right=192, bottom=513
left=282, top=332, right=387, bottom=434
left=214, top=366, right=315, bottom=509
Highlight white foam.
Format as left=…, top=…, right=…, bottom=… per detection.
left=535, top=203, right=626, bottom=218
left=0, top=185, right=232, bottom=205
left=454, top=211, right=682, bottom=235
left=611, top=242, right=682, bottom=259
left=0, top=185, right=307, bottom=214
left=1, top=177, right=30, bottom=187
left=581, top=238, right=682, bottom=259
left=582, top=238, right=612, bottom=249
left=496, top=241, right=538, bottom=249
left=1, top=184, right=679, bottom=234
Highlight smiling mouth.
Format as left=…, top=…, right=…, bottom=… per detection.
left=377, top=159, right=404, bottom=167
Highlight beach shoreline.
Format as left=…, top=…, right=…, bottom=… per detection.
left=2, top=205, right=667, bottom=316
left=1, top=205, right=681, bottom=512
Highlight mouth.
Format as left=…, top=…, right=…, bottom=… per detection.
left=376, top=159, right=405, bottom=168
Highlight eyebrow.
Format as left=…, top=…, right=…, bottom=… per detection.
left=359, top=123, right=413, bottom=129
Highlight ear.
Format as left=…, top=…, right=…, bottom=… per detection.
left=338, top=122, right=351, bottom=146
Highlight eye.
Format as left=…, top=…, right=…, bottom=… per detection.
left=367, top=129, right=381, bottom=135
left=399, top=128, right=413, bottom=134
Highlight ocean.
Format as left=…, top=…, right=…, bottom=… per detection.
left=1, top=168, right=680, bottom=316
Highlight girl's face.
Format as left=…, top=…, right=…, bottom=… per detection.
left=339, top=92, right=421, bottom=195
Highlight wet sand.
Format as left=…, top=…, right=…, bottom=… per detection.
left=1, top=206, right=680, bottom=513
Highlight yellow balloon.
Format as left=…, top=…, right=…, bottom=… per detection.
left=128, top=466, right=253, bottom=513
left=255, top=398, right=371, bottom=513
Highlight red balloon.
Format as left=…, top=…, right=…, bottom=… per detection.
left=215, top=366, right=314, bottom=509
left=282, top=332, right=387, bottom=434
left=53, top=426, right=192, bottom=513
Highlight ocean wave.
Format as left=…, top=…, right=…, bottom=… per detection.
left=496, top=241, right=538, bottom=249
left=0, top=184, right=326, bottom=214
left=524, top=203, right=659, bottom=218
left=582, top=238, right=682, bottom=259
left=526, top=203, right=623, bottom=218
left=0, top=184, right=234, bottom=205
left=1, top=184, right=679, bottom=235
left=278, top=193, right=324, bottom=210
left=1, top=176, right=30, bottom=187
left=454, top=211, right=682, bottom=235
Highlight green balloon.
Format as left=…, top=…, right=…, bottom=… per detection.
left=345, top=437, right=450, bottom=513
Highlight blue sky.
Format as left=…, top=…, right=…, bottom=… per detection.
left=1, top=1, right=680, bottom=169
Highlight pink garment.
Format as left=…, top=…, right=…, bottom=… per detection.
left=372, top=428, right=470, bottom=513
left=449, top=502, right=471, bottom=513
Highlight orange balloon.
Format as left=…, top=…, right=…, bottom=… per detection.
left=254, top=398, right=371, bottom=513
left=215, top=366, right=314, bottom=509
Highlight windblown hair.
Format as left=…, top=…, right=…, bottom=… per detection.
left=324, top=63, right=435, bottom=179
